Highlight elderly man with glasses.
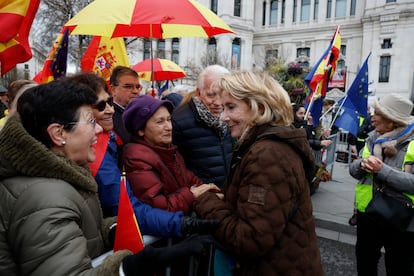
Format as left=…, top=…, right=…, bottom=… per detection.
left=110, top=66, right=142, bottom=145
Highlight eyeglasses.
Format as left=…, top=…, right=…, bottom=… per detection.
left=117, top=84, right=142, bottom=91
left=65, top=117, right=97, bottom=129
left=93, top=96, right=114, bottom=112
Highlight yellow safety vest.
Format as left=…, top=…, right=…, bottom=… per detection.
left=355, top=140, right=414, bottom=212
left=357, top=117, right=365, bottom=143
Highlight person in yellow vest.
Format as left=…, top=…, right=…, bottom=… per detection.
left=349, top=93, right=414, bottom=275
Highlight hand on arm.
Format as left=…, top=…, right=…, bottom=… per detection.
left=190, top=183, right=220, bottom=199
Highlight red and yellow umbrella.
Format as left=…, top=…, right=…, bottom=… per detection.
left=65, top=0, right=234, bottom=39
left=132, top=58, right=186, bottom=81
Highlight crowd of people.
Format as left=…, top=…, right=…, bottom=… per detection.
left=1, top=63, right=413, bottom=275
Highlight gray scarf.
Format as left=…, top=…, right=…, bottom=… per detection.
left=192, top=96, right=228, bottom=138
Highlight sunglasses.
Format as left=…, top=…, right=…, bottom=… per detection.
left=93, top=96, right=114, bottom=112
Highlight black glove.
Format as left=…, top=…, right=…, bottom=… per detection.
left=122, top=234, right=214, bottom=276
left=181, top=215, right=220, bottom=236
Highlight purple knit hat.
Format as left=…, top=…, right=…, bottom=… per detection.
left=123, top=95, right=174, bottom=135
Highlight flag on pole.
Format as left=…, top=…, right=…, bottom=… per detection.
left=0, top=0, right=40, bottom=75
left=113, top=174, right=144, bottom=253
left=333, top=53, right=371, bottom=136
left=33, top=28, right=70, bottom=83
left=304, top=26, right=341, bottom=126
left=81, top=36, right=130, bottom=84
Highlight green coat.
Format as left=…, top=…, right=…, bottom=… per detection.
left=0, top=116, right=130, bottom=275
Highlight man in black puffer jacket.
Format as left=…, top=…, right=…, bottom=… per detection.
left=172, top=65, right=233, bottom=188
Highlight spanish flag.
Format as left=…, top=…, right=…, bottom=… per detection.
left=308, top=26, right=341, bottom=96
left=81, top=36, right=130, bottom=84
left=304, top=26, right=341, bottom=126
left=33, top=28, right=69, bottom=84
left=113, top=174, right=144, bottom=253
left=0, top=0, right=40, bottom=75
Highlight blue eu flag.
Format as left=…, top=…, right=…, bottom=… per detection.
left=334, top=53, right=371, bottom=136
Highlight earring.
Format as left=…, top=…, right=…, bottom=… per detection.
left=61, top=141, right=66, bottom=145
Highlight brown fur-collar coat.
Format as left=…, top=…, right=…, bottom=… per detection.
left=194, top=124, right=323, bottom=275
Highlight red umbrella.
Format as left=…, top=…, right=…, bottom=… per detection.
left=132, top=58, right=186, bottom=81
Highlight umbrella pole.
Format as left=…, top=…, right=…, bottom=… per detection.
left=150, top=24, right=155, bottom=97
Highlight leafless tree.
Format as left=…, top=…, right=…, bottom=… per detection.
left=32, top=0, right=91, bottom=65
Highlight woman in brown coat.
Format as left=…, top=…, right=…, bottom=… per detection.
left=194, top=71, right=323, bottom=275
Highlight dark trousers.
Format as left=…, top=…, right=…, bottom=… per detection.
left=356, top=211, right=414, bottom=276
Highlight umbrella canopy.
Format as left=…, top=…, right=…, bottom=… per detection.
left=132, top=58, right=186, bottom=81
left=65, top=0, right=234, bottom=39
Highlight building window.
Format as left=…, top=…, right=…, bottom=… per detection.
left=297, top=47, right=310, bottom=58
left=266, top=49, right=278, bottom=66
left=326, top=0, right=332, bottom=18
left=301, top=0, right=310, bottom=21
left=172, top=38, right=180, bottom=64
left=293, top=0, right=297, bottom=22
left=144, top=39, right=151, bottom=60
left=207, top=37, right=217, bottom=64
left=298, top=60, right=309, bottom=69
left=231, top=38, right=241, bottom=70
left=340, top=45, right=346, bottom=56
left=350, top=0, right=356, bottom=15
left=337, top=59, right=346, bottom=70
left=281, top=0, right=286, bottom=24
left=386, top=0, right=396, bottom=3
left=234, top=0, right=241, bottom=16
left=157, top=39, right=165, bottom=59
left=262, top=1, right=266, bottom=25
left=379, top=55, right=391, bottom=83
left=270, top=0, right=278, bottom=25
left=211, top=0, right=218, bottom=14
left=335, top=0, right=346, bottom=17
left=314, top=0, right=319, bottom=20
left=381, top=39, right=392, bottom=49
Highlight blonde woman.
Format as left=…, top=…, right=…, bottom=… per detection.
left=194, top=71, right=323, bottom=275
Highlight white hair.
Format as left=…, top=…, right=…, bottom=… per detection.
left=197, top=65, right=229, bottom=91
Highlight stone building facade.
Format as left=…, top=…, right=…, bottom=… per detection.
left=21, top=0, right=414, bottom=101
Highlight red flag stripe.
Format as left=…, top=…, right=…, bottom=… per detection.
left=0, top=0, right=30, bottom=42
left=0, top=0, right=40, bottom=75
left=113, top=176, right=144, bottom=253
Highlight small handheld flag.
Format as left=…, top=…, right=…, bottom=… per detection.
left=113, top=173, right=144, bottom=253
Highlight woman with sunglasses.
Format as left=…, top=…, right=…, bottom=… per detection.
left=68, top=72, right=219, bottom=238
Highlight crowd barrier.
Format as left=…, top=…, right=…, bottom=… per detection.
left=91, top=235, right=161, bottom=268
left=92, top=235, right=207, bottom=276
left=335, top=130, right=357, bottom=164
left=312, top=133, right=337, bottom=176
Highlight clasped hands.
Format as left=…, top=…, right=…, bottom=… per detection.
left=191, top=183, right=223, bottom=199
left=360, top=156, right=383, bottom=173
